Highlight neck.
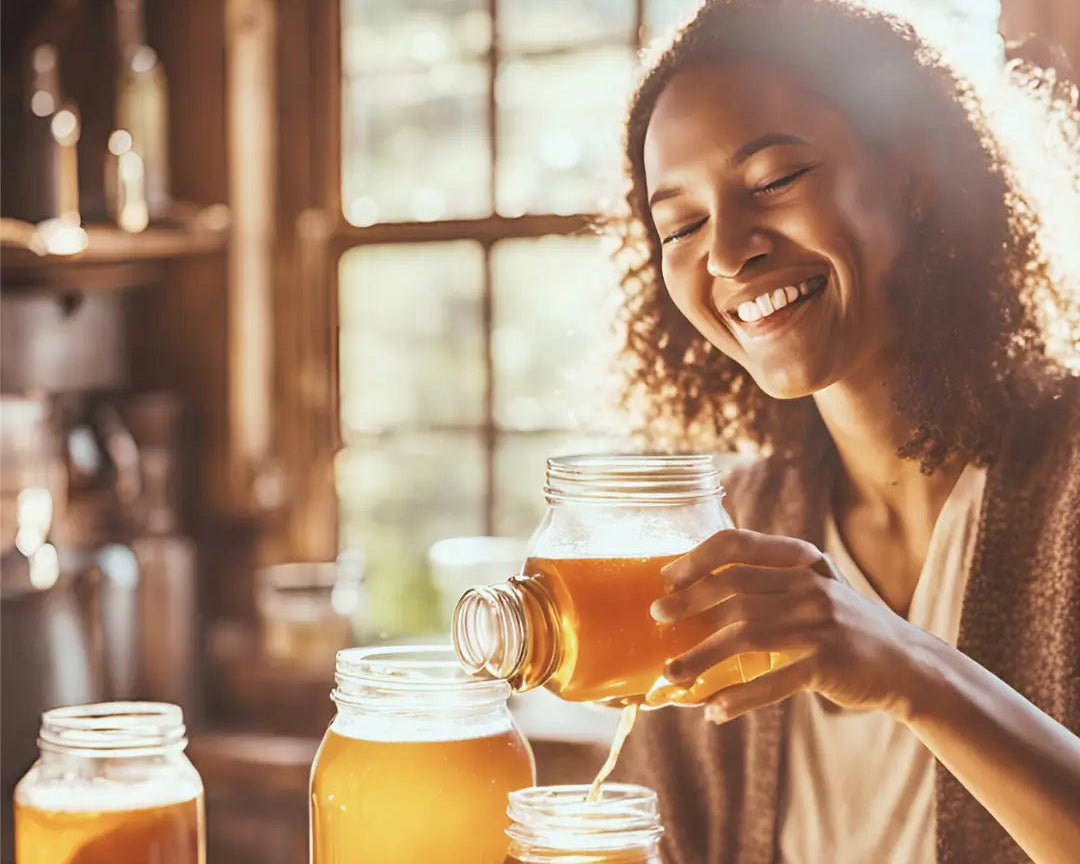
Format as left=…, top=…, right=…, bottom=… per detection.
left=812, top=350, right=961, bottom=520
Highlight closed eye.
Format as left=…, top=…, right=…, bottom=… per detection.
left=754, top=164, right=815, bottom=195
left=660, top=217, right=707, bottom=246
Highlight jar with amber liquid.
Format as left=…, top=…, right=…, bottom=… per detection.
left=309, top=645, right=536, bottom=864
left=14, top=702, right=205, bottom=864
left=454, top=454, right=779, bottom=708
left=504, top=784, right=664, bottom=864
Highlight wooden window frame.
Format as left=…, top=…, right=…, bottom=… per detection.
left=259, top=0, right=650, bottom=561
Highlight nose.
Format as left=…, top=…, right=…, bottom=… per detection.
left=706, top=206, right=773, bottom=278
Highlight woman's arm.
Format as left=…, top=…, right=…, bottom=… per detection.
left=900, top=629, right=1080, bottom=864
left=652, top=528, right=1080, bottom=864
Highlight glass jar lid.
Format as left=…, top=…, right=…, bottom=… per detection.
left=507, top=784, right=663, bottom=852
left=333, top=644, right=512, bottom=713
left=38, top=702, right=186, bottom=758
left=544, top=454, right=723, bottom=504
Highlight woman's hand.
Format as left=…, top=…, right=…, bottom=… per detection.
left=651, top=528, right=929, bottom=723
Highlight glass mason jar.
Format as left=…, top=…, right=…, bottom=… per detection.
left=504, top=783, right=664, bottom=864
left=454, top=453, right=777, bottom=708
left=310, top=645, right=537, bottom=864
left=14, top=701, right=205, bottom=864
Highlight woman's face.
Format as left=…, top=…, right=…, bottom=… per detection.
left=643, top=60, right=909, bottom=399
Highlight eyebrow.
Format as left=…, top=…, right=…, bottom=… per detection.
left=731, top=132, right=811, bottom=166
left=647, top=132, right=812, bottom=210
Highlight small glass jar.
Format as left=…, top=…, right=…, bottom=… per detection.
left=504, top=784, right=664, bottom=864
left=454, top=453, right=777, bottom=707
left=14, top=701, right=205, bottom=864
left=255, top=560, right=364, bottom=672
left=310, top=645, right=537, bottom=864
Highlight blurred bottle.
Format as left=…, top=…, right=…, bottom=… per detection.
left=22, top=45, right=62, bottom=224
left=28, top=95, right=89, bottom=257
left=105, top=128, right=149, bottom=233
left=115, top=0, right=170, bottom=221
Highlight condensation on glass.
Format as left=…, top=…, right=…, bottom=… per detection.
left=504, top=783, right=664, bottom=864
left=310, top=644, right=536, bottom=864
left=14, top=701, right=205, bottom=864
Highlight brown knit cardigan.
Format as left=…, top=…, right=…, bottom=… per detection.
left=617, top=383, right=1080, bottom=864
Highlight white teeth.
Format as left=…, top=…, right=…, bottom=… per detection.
left=737, top=301, right=762, bottom=322
left=733, top=277, right=826, bottom=324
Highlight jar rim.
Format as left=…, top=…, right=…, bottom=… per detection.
left=39, top=701, right=186, bottom=757
left=545, top=453, right=724, bottom=504
left=507, top=783, right=663, bottom=849
left=333, top=644, right=512, bottom=708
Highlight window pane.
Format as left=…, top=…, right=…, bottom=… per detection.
left=498, top=0, right=635, bottom=53
left=494, top=432, right=627, bottom=538
left=343, top=0, right=491, bottom=76
left=339, top=242, right=485, bottom=433
left=491, top=235, right=621, bottom=431
left=644, top=0, right=702, bottom=39
left=343, top=64, right=490, bottom=223
left=338, top=433, right=485, bottom=636
left=496, top=48, right=633, bottom=216
left=855, top=0, right=1002, bottom=79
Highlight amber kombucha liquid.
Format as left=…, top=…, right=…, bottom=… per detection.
left=524, top=555, right=777, bottom=707
left=310, top=723, right=536, bottom=864
left=14, top=793, right=203, bottom=864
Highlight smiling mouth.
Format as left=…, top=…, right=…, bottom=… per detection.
left=726, top=273, right=828, bottom=326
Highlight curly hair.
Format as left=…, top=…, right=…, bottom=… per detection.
left=613, top=0, right=1080, bottom=471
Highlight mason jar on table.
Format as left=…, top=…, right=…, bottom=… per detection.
left=14, top=701, right=204, bottom=864
left=504, top=783, right=664, bottom=864
left=309, top=644, right=536, bottom=864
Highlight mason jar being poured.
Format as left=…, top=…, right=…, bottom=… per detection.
left=454, top=453, right=779, bottom=709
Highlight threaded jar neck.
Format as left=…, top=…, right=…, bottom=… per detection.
left=506, top=784, right=663, bottom=857
left=544, top=454, right=723, bottom=504
left=39, top=702, right=186, bottom=758
left=333, top=644, right=512, bottom=715
left=452, top=583, right=529, bottom=682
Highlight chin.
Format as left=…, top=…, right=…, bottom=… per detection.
left=748, top=361, right=831, bottom=400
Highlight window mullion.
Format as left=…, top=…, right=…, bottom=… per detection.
left=485, top=0, right=500, bottom=535
left=483, top=245, right=496, bottom=536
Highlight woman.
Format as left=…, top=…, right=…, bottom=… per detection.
left=611, top=1, right=1080, bottom=863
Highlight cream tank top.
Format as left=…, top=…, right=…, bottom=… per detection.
left=777, top=464, right=987, bottom=864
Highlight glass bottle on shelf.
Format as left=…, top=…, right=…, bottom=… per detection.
left=22, top=44, right=62, bottom=225
left=115, top=0, right=170, bottom=221
left=454, top=453, right=782, bottom=708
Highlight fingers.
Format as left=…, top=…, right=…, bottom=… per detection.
left=661, top=529, right=822, bottom=592
left=704, top=655, right=818, bottom=723
left=651, top=563, right=816, bottom=623
left=665, top=591, right=825, bottom=683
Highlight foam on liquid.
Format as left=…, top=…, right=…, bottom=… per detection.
left=330, top=710, right=516, bottom=743
left=15, top=775, right=202, bottom=813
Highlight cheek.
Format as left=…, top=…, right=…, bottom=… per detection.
left=660, top=259, right=703, bottom=322
left=834, top=173, right=904, bottom=287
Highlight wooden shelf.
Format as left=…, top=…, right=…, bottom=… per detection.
left=0, top=206, right=229, bottom=291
